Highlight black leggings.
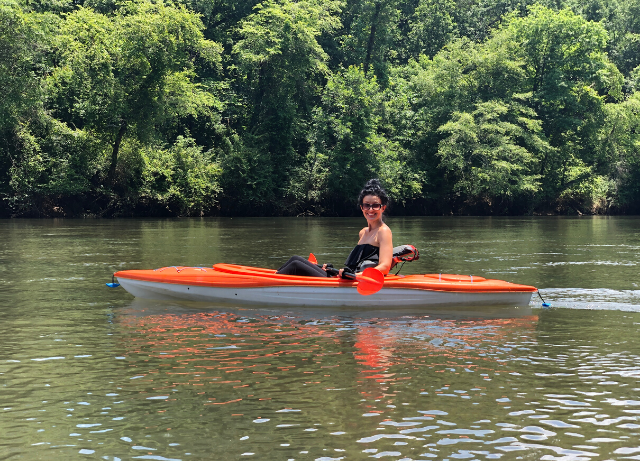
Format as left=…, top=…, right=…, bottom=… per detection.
left=276, top=255, right=328, bottom=277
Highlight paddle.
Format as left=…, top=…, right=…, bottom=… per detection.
left=341, top=267, right=385, bottom=296
left=308, top=253, right=318, bottom=264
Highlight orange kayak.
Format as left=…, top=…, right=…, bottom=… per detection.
left=113, top=264, right=537, bottom=307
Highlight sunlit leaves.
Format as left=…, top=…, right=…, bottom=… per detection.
left=5, top=0, right=640, bottom=216
left=407, top=0, right=457, bottom=59
left=224, top=0, right=342, bottom=210
left=141, top=136, right=222, bottom=215
left=46, top=1, right=222, bottom=183
left=306, top=65, right=382, bottom=202
left=234, top=0, right=341, bottom=73
left=0, top=0, right=43, bottom=130
left=338, top=0, right=399, bottom=81
left=437, top=100, right=545, bottom=207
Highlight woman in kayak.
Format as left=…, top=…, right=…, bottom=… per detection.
left=276, top=179, right=393, bottom=277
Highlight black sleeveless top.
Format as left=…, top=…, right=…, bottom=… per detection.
left=344, top=244, right=380, bottom=272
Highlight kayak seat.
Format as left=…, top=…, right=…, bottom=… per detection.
left=359, top=245, right=420, bottom=274
left=390, top=244, right=420, bottom=274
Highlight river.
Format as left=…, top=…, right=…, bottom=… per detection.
left=1, top=217, right=639, bottom=460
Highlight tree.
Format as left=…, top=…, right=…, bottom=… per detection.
left=338, top=0, right=399, bottom=82
left=140, top=136, right=222, bottom=216
left=45, top=1, right=222, bottom=186
left=227, top=0, right=341, bottom=211
left=293, top=65, right=419, bottom=213
left=0, top=0, right=41, bottom=133
left=302, top=66, right=382, bottom=211
left=499, top=6, right=623, bottom=208
left=407, top=0, right=457, bottom=59
left=176, top=0, right=262, bottom=44
left=453, top=0, right=535, bottom=42
left=598, top=92, right=640, bottom=211
left=383, top=36, right=527, bottom=208
left=437, top=99, right=547, bottom=212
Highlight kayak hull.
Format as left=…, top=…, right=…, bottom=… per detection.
left=114, top=264, right=536, bottom=308
left=118, top=277, right=533, bottom=307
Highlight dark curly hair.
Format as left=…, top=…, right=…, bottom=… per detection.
left=358, top=179, right=389, bottom=207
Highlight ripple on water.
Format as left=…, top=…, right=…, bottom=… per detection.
left=534, top=288, right=640, bottom=311
left=2, top=305, right=640, bottom=460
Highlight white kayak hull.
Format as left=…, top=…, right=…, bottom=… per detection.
left=118, top=277, right=534, bottom=308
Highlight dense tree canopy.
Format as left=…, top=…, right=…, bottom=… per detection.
left=2, top=0, right=640, bottom=216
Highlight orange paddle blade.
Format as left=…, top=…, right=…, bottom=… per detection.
left=308, top=253, right=318, bottom=264
left=356, top=268, right=385, bottom=296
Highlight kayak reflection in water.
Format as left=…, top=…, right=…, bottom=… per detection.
left=276, top=179, right=393, bottom=278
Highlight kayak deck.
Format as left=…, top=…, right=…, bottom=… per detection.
left=113, top=264, right=537, bottom=307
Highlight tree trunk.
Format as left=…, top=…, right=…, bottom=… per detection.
left=364, top=1, right=382, bottom=75
left=107, top=120, right=127, bottom=185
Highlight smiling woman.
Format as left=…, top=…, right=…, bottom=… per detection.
left=275, top=179, right=393, bottom=278
left=349, top=178, right=394, bottom=276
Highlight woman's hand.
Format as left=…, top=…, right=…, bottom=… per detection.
left=322, top=265, right=340, bottom=277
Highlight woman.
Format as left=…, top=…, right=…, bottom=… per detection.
left=276, top=179, right=393, bottom=277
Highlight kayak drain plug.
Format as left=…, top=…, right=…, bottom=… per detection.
left=106, top=274, right=120, bottom=288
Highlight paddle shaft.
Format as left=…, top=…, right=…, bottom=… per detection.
left=309, top=254, right=384, bottom=295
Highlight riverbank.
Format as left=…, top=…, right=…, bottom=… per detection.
left=2, top=192, right=635, bottom=218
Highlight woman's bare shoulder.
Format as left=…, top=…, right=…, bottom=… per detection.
left=379, top=223, right=392, bottom=237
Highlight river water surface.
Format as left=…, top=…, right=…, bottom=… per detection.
left=1, top=217, right=639, bottom=460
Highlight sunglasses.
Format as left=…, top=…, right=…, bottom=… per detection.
left=361, top=203, right=383, bottom=210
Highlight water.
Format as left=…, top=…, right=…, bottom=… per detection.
left=1, top=217, right=639, bottom=460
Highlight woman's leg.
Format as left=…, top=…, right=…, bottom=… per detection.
left=276, top=255, right=328, bottom=277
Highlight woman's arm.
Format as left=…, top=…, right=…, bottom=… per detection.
left=374, top=225, right=393, bottom=275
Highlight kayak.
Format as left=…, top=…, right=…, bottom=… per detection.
left=113, top=263, right=537, bottom=307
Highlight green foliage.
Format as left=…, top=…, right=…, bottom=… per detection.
left=46, top=1, right=222, bottom=182
left=4, top=0, right=640, bottom=216
left=338, top=0, right=399, bottom=81
left=453, top=0, right=536, bottom=42
left=304, top=66, right=383, bottom=208
left=407, top=0, right=457, bottom=59
left=141, top=136, right=222, bottom=216
left=217, top=134, right=278, bottom=214
left=227, top=0, right=342, bottom=208
left=598, top=92, right=640, bottom=211
left=0, top=0, right=43, bottom=131
left=437, top=100, right=546, bottom=210
left=4, top=115, right=104, bottom=215
left=494, top=6, right=624, bottom=210
left=292, top=66, right=421, bottom=213
left=561, top=0, right=640, bottom=78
